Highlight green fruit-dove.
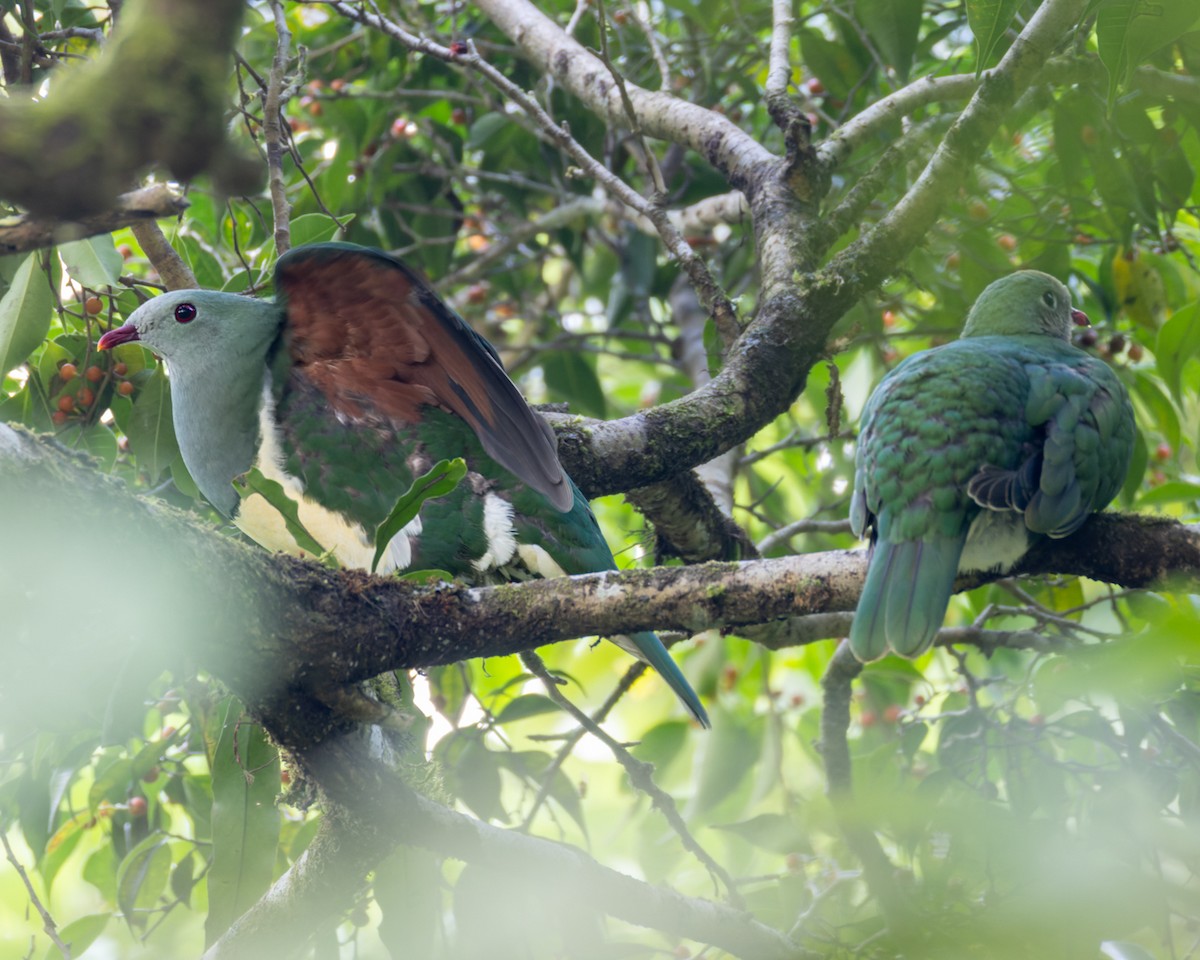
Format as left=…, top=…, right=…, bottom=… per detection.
left=98, top=242, right=708, bottom=726
left=848, top=270, right=1135, bottom=661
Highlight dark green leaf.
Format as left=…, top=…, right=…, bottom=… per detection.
left=857, top=0, right=922, bottom=80
left=125, top=367, right=179, bottom=479
left=205, top=698, right=281, bottom=946
left=1097, top=2, right=1200, bottom=104
left=1154, top=301, right=1200, bottom=405
left=543, top=351, right=606, bottom=418
left=0, top=253, right=57, bottom=378
left=372, top=457, right=466, bottom=573
left=494, top=694, right=560, bottom=723
left=965, top=0, right=1021, bottom=73
left=116, top=836, right=172, bottom=930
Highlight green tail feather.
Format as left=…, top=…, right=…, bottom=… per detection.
left=850, top=537, right=963, bottom=661
left=614, top=631, right=710, bottom=728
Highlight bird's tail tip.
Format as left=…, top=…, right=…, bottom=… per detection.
left=619, top=631, right=710, bottom=729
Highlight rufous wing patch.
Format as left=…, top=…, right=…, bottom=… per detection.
left=275, top=244, right=572, bottom=511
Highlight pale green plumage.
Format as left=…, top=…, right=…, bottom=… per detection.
left=849, top=271, right=1135, bottom=661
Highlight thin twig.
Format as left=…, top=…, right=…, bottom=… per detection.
left=264, top=1, right=294, bottom=254
left=521, top=650, right=744, bottom=907
left=1, top=829, right=72, bottom=959
left=327, top=1, right=742, bottom=346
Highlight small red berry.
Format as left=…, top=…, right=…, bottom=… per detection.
left=59, top=362, right=77, bottom=381
left=84, top=296, right=103, bottom=315
left=1077, top=328, right=1098, bottom=348
left=57, top=395, right=75, bottom=413
left=1154, top=443, right=1172, bottom=461
left=128, top=796, right=147, bottom=817
left=1127, top=342, right=1144, bottom=362
left=997, top=233, right=1018, bottom=252
left=805, top=78, right=825, bottom=96
left=1108, top=333, right=1126, bottom=355
left=51, top=410, right=68, bottom=425
left=466, top=283, right=488, bottom=304
left=117, top=380, right=135, bottom=396
left=451, top=107, right=468, bottom=125
left=85, top=365, right=103, bottom=383
left=78, top=387, right=95, bottom=407
left=946, top=251, right=961, bottom=269
left=113, top=362, right=128, bottom=377
left=860, top=710, right=878, bottom=728
left=883, top=704, right=903, bottom=724
left=330, top=78, right=347, bottom=92
left=117, top=244, right=134, bottom=259
left=142, top=767, right=160, bottom=784
left=968, top=200, right=990, bottom=221
left=882, top=309, right=898, bottom=328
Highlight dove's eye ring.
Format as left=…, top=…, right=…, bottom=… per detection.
left=1041, top=291, right=1056, bottom=308
left=175, top=303, right=197, bottom=324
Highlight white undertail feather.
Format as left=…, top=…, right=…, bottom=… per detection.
left=236, top=382, right=421, bottom=572
left=473, top=493, right=518, bottom=572
left=959, top=510, right=1030, bottom=574
left=516, top=543, right=568, bottom=579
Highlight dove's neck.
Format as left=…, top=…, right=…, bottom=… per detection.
left=168, top=347, right=271, bottom=518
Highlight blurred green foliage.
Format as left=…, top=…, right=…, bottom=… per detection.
left=2, top=0, right=1200, bottom=958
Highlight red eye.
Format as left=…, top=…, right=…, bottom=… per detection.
left=174, top=303, right=197, bottom=323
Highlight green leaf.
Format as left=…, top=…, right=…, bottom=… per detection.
left=856, top=0, right=922, bottom=80
left=543, top=351, right=607, bottom=419
left=290, top=212, right=351, bottom=248
left=233, top=466, right=330, bottom=560
left=397, top=568, right=454, bottom=583
left=466, top=112, right=508, bottom=149
left=59, top=236, right=123, bottom=288
left=124, top=367, right=179, bottom=479
left=1097, top=2, right=1200, bottom=105
left=0, top=253, right=57, bottom=378
left=1136, top=480, right=1200, bottom=507
left=116, top=836, right=172, bottom=930
left=1154, top=301, right=1200, bottom=405
left=375, top=846, right=440, bottom=959
left=1128, top=369, right=1179, bottom=451
left=371, top=457, right=466, bottom=573
left=712, top=812, right=808, bottom=855
left=205, top=698, right=281, bottom=947
left=965, top=0, right=1022, bottom=74
left=494, top=694, right=560, bottom=723
left=42, top=913, right=110, bottom=960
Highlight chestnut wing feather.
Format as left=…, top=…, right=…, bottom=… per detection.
left=275, top=243, right=571, bottom=511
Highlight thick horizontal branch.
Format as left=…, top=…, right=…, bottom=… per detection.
left=0, top=0, right=254, bottom=218
left=5, top=424, right=1197, bottom=717
left=0, top=185, right=188, bottom=256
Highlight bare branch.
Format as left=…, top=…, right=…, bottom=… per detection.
left=130, top=218, right=197, bottom=291
left=0, top=184, right=187, bottom=256
left=264, top=0, right=295, bottom=254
